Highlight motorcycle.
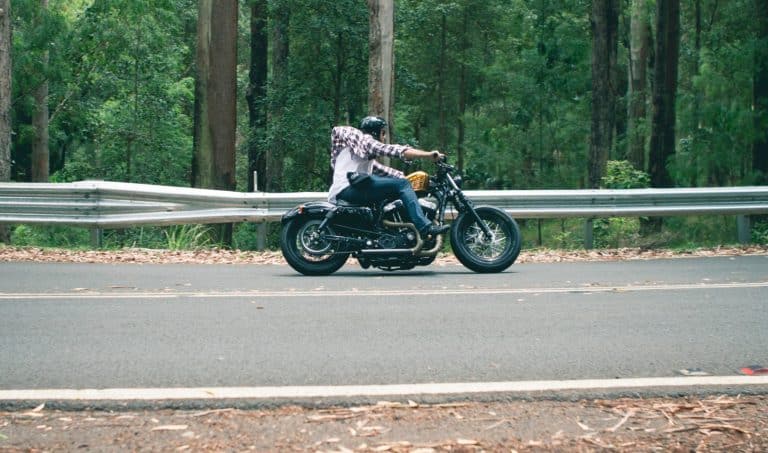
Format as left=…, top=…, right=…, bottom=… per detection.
left=280, top=159, right=521, bottom=275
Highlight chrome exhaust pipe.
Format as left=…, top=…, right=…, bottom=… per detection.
left=358, top=220, right=443, bottom=257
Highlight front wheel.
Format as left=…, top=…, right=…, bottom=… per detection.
left=450, top=206, right=521, bottom=273
left=280, top=217, right=349, bottom=275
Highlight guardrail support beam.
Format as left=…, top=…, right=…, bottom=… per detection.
left=90, top=228, right=103, bottom=249
left=737, top=215, right=751, bottom=244
left=584, top=219, right=594, bottom=249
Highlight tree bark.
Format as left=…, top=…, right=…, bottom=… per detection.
left=648, top=0, right=680, bottom=189
left=30, top=0, right=49, bottom=182
left=589, top=0, right=620, bottom=188
left=627, top=0, right=650, bottom=170
left=246, top=0, right=268, bottom=192
left=193, top=0, right=237, bottom=244
left=193, top=0, right=237, bottom=192
left=0, top=0, right=10, bottom=242
left=754, top=0, right=768, bottom=183
left=267, top=2, right=289, bottom=192
left=367, top=0, right=394, bottom=143
left=437, top=12, right=447, bottom=151
left=457, top=9, right=469, bottom=172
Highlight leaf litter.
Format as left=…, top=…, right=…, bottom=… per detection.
left=5, top=396, right=765, bottom=451
left=1, top=244, right=766, bottom=265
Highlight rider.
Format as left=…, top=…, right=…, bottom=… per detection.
left=328, top=116, right=450, bottom=238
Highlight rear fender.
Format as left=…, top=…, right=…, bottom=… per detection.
left=281, top=201, right=335, bottom=224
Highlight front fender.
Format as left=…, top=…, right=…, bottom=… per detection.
left=281, top=201, right=335, bottom=224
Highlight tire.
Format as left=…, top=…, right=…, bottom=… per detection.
left=280, top=217, right=349, bottom=275
left=449, top=206, right=521, bottom=273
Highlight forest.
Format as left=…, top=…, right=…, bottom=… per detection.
left=0, top=0, right=767, bottom=250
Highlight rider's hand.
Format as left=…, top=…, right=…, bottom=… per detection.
left=429, top=150, right=445, bottom=162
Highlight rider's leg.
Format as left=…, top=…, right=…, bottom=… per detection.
left=337, top=175, right=431, bottom=233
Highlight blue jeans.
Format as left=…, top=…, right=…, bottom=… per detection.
left=337, top=174, right=431, bottom=232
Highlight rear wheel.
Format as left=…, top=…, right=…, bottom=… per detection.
left=449, top=206, right=521, bottom=273
left=280, top=218, right=349, bottom=275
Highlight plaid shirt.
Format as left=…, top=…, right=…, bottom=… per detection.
left=330, top=126, right=408, bottom=178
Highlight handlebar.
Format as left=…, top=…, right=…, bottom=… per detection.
left=436, top=156, right=454, bottom=172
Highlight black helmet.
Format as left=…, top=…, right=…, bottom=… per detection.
left=359, top=116, right=387, bottom=140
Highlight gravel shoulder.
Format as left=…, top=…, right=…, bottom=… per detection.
left=2, top=396, right=767, bottom=452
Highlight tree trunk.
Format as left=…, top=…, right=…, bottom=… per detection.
left=648, top=0, right=680, bottom=189
left=267, top=2, right=288, bottom=192
left=30, top=0, right=49, bottom=182
left=333, top=33, right=345, bottom=125
left=246, top=0, right=267, bottom=192
left=193, top=0, right=237, bottom=191
left=627, top=0, right=650, bottom=170
left=589, top=0, right=620, bottom=188
left=193, top=0, right=238, bottom=244
left=367, top=0, right=394, bottom=143
left=0, top=0, right=10, bottom=243
left=754, top=0, right=768, bottom=184
left=684, top=0, right=702, bottom=186
left=457, top=9, right=469, bottom=172
left=692, top=0, right=702, bottom=132
left=643, top=0, right=680, bottom=234
left=437, top=12, right=447, bottom=151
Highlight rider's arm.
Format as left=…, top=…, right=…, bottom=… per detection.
left=403, top=148, right=445, bottom=162
left=332, top=126, right=409, bottom=162
left=372, top=161, right=404, bottom=178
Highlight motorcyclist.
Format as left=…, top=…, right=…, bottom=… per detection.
left=328, top=116, right=450, bottom=238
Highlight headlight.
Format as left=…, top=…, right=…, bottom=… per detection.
left=452, top=175, right=463, bottom=188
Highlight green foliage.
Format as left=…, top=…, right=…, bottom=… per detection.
left=593, top=217, right=642, bottom=249
left=9, top=0, right=761, bottom=192
left=164, top=224, right=214, bottom=250
left=102, top=227, right=167, bottom=250
left=6, top=0, right=766, bottom=252
left=232, top=222, right=281, bottom=250
left=674, top=0, right=760, bottom=186
left=593, top=161, right=650, bottom=247
left=10, top=225, right=90, bottom=247
left=601, top=160, right=650, bottom=189
left=752, top=220, right=768, bottom=244
left=12, top=0, right=197, bottom=186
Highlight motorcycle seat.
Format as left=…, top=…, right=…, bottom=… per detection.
left=334, top=199, right=366, bottom=208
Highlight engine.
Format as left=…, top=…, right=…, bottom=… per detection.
left=376, top=229, right=416, bottom=249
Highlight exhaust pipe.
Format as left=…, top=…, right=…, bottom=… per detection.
left=358, top=220, right=443, bottom=257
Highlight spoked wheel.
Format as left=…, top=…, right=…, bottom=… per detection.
left=280, top=218, right=349, bottom=275
left=449, top=206, right=521, bottom=273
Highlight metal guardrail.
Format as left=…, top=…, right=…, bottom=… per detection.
left=1, top=181, right=768, bottom=228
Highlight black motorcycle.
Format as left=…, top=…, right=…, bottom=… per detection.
left=280, top=159, right=521, bottom=275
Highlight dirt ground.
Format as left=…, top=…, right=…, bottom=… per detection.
left=1, top=396, right=767, bottom=452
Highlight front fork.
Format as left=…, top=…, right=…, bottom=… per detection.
left=453, top=191, right=493, bottom=238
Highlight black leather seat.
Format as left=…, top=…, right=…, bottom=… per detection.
left=334, top=199, right=365, bottom=207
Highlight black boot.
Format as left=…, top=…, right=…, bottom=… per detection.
left=421, top=224, right=450, bottom=238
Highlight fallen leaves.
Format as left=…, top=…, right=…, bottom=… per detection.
left=1, top=395, right=766, bottom=452
left=151, top=425, right=189, bottom=432
left=18, top=403, right=46, bottom=418
left=585, top=395, right=763, bottom=449
left=1, top=244, right=766, bottom=265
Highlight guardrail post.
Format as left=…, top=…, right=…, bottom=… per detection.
left=737, top=215, right=751, bottom=244
left=584, top=219, right=594, bottom=249
left=90, top=228, right=103, bottom=248
left=256, top=222, right=267, bottom=251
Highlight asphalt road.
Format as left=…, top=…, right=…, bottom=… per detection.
left=1, top=256, right=767, bottom=391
